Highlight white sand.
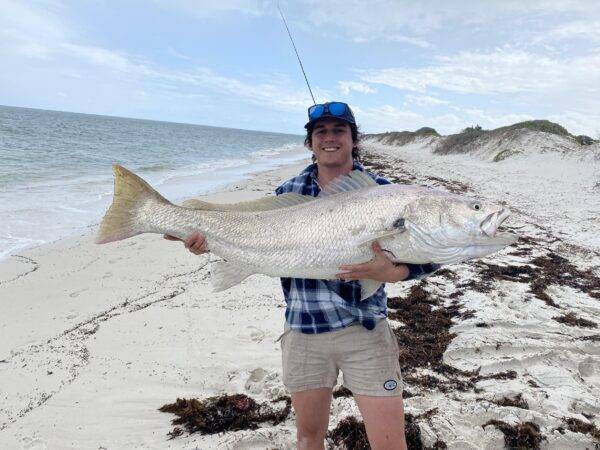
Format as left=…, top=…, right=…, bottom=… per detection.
left=1, top=140, right=599, bottom=449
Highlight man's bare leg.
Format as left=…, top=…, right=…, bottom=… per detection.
left=353, top=394, right=407, bottom=450
left=291, top=387, right=333, bottom=450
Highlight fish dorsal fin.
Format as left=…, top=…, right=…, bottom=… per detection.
left=318, top=170, right=378, bottom=197
left=181, top=192, right=314, bottom=211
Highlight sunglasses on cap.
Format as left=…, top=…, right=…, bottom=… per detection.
left=305, top=102, right=356, bottom=128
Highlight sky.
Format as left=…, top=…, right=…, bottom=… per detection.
left=1, top=0, right=600, bottom=136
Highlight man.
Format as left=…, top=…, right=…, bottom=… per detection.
left=166, top=102, right=438, bottom=449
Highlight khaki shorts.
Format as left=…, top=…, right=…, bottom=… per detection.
left=280, top=319, right=403, bottom=397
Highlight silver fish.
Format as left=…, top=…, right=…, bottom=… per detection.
left=96, top=165, right=517, bottom=299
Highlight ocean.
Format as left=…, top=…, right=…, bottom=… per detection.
left=0, top=105, right=306, bottom=259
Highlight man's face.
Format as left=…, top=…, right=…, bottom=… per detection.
left=310, top=118, right=354, bottom=169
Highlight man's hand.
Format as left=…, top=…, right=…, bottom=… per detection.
left=336, top=242, right=409, bottom=283
left=163, top=232, right=208, bottom=255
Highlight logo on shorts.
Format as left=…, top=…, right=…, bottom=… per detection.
left=383, top=379, right=397, bottom=391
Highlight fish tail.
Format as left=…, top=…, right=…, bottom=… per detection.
left=95, top=164, right=171, bottom=244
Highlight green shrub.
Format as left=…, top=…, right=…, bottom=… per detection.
left=493, top=148, right=523, bottom=162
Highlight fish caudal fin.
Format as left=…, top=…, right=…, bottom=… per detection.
left=95, top=164, right=170, bottom=244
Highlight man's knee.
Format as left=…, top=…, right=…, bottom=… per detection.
left=292, top=387, right=332, bottom=449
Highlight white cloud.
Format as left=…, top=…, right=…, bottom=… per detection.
left=356, top=48, right=600, bottom=135
left=301, top=0, right=600, bottom=42
left=548, top=110, right=600, bottom=137
left=166, top=47, right=191, bottom=61
left=0, top=0, right=313, bottom=116
left=151, top=0, right=271, bottom=18
left=338, top=81, right=376, bottom=96
left=533, top=20, right=600, bottom=44
left=389, top=35, right=433, bottom=49
left=60, top=43, right=152, bottom=75
left=405, top=94, right=448, bottom=107
left=355, top=104, right=465, bottom=134
left=359, top=49, right=600, bottom=106
left=0, top=0, right=69, bottom=59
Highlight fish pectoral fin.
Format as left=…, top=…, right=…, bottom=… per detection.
left=356, top=229, right=405, bottom=248
left=360, top=279, right=382, bottom=301
left=211, top=260, right=254, bottom=292
left=182, top=192, right=314, bottom=211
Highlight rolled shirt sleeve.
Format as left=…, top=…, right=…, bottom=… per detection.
left=404, top=263, right=441, bottom=281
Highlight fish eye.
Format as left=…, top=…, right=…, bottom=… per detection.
left=472, top=203, right=481, bottom=211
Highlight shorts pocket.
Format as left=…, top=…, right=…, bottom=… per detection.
left=281, top=331, right=309, bottom=388
left=386, top=321, right=400, bottom=355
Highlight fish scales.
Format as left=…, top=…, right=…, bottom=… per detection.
left=97, top=165, right=517, bottom=297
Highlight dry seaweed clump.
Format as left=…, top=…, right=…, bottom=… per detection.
left=552, top=312, right=597, bottom=328
left=564, top=417, right=600, bottom=440
left=332, top=385, right=353, bottom=398
left=488, top=394, right=529, bottom=409
left=328, top=413, right=447, bottom=450
left=159, top=394, right=291, bottom=438
left=483, top=420, right=545, bottom=449
left=327, top=416, right=370, bottom=450
left=387, top=284, right=457, bottom=371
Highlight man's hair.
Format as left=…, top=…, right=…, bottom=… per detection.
left=304, top=122, right=361, bottom=162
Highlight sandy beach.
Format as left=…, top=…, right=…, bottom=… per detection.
left=1, top=140, right=599, bottom=449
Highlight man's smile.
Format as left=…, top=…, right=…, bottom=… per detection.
left=322, top=146, right=340, bottom=152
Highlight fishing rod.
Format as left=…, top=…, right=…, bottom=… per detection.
left=277, top=3, right=317, bottom=105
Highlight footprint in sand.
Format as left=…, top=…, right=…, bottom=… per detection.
left=578, top=356, right=599, bottom=378
left=223, top=429, right=294, bottom=449
left=237, top=326, right=266, bottom=343
left=69, top=288, right=89, bottom=298
left=21, top=437, right=48, bottom=450
left=245, top=368, right=286, bottom=398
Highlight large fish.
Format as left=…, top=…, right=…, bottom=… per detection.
left=96, top=165, right=517, bottom=299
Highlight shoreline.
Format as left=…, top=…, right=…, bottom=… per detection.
left=0, top=148, right=310, bottom=262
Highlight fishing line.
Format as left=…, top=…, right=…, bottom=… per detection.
left=277, top=3, right=316, bottom=105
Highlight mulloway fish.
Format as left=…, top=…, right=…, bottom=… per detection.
left=96, top=165, right=518, bottom=300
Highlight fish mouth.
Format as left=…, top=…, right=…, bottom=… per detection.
left=480, top=208, right=511, bottom=237
left=477, top=231, right=519, bottom=246
left=476, top=208, right=518, bottom=246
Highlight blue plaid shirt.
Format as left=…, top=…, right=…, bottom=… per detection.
left=275, top=161, right=440, bottom=334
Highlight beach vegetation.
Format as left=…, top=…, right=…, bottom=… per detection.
left=434, top=125, right=486, bottom=155
left=497, top=120, right=569, bottom=136
left=493, top=148, right=523, bottom=162
left=369, top=119, right=596, bottom=158
left=365, top=127, right=441, bottom=146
